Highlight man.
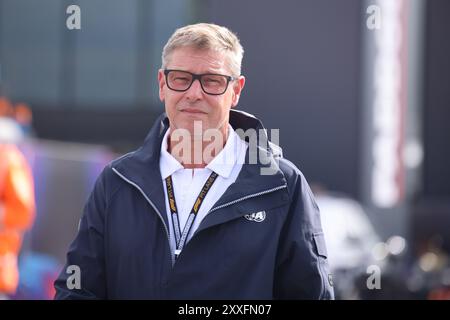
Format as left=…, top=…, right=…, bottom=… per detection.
left=54, top=23, right=334, bottom=299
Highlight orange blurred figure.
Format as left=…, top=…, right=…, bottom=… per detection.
left=0, top=144, right=36, bottom=295
left=14, top=103, right=32, bottom=127
left=0, top=97, right=14, bottom=118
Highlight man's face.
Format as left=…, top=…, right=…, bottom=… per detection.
left=158, top=47, right=245, bottom=136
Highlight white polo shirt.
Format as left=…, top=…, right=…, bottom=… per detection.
left=159, top=124, right=248, bottom=256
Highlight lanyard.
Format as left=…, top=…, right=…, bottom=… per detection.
left=165, top=171, right=218, bottom=258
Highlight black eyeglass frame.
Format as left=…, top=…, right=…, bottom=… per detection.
left=163, top=69, right=237, bottom=96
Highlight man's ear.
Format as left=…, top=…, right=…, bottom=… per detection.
left=158, top=69, right=166, bottom=102
left=231, top=75, right=246, bottom=108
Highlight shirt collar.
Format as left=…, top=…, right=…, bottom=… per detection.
left=160, top=128, right=184, bottom=179
left=159, top=124, right=241, bottom=179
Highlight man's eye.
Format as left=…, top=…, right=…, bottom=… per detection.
left=174, top=77, right=189, bottom=82
left=204, top=78, right=221, bottom=84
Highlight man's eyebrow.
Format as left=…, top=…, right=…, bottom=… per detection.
left=168, top=68, right=227, bottom=75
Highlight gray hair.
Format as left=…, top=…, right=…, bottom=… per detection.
left=161, top=23, right=244, bottom=77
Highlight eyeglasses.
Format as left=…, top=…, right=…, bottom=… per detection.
left=164, top=69, right=237, bottom=95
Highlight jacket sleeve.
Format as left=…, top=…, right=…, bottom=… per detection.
left=274, top=169, right=334, bottom=300
left=54, top=168, right=109, bottom=299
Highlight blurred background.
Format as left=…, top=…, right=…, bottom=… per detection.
left=0, top=0, right=449, bottom=299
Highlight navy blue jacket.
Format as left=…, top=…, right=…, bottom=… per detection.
left=54, top=110, right=334, bottom=299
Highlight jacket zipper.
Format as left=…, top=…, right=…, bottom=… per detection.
left=112, top=168, right=175, bottom=266
left=208, top=184, right=287, bottom=214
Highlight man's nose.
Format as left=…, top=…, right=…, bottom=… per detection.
left=185, top=78, right=203, bottom=100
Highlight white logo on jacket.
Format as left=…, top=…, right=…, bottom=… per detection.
left=244, top=211, right=266, bottom=222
